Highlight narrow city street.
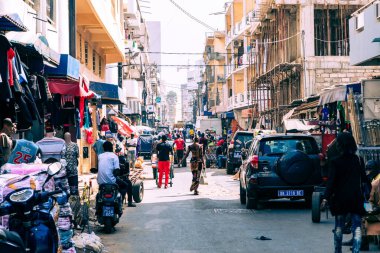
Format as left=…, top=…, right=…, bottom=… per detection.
left=98, top=161, right=340, bottom=253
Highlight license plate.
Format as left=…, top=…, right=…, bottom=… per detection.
left=102, top=206, right=114, bottom=217
left=278, top=190, right=304, bottom=197
left=234, top=152, right=241, bottom=158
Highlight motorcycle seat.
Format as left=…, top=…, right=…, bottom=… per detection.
left=0, top=229, right=25, bottom=250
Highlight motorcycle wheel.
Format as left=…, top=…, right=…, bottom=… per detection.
left=104, top=217, right=113, bottom=234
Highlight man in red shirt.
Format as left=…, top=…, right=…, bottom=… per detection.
left=173, top=134, right=186, bottom=168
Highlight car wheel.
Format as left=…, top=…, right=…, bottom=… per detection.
left=240, top=182, right=246, bottom=204
left=311, top=192, right=322, bottom=223
left=276, top=150, right=314, bottom=185
left=226, top=161, right=234, bottom=175
left=246, top=191, right=258, bottom=210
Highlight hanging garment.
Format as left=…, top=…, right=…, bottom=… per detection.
left=61, top=95, right=75, bottom=109
left=0, top=35, right=14, bottom=102
left=7, top=139, right=39, bottom=164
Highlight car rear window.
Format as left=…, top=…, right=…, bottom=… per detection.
left=259, top=138, right=319, bottom=156
left=234, top=133, right=253, bottom=144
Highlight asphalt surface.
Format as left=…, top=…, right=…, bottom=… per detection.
left=97, top=162, right=379, bottom=253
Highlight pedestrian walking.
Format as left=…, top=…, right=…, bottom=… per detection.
left=63, top=132, right=79, bottom=195
left=199, top=133, right=208, bottom=155
left=323, top=132, right=371, bottom=253
left=173, top=134, right=185, bottom=167
left=156, top=135, right=173, bottom=189
left=181, top=137, right=204, bottom=195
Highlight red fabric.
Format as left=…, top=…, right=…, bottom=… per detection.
left=85, top=128, right=94, bottom=144
left=174, top=138, right=185, bottom=150
left=7, top=48, right=15, bottom=86
left=48, top=79, right=94, bottom=98
left=111, top=116, right=134, bottom=136
left=217, top=139, right=225, bottom=147
left=158, top=161, right=170, bottom=187
left=101, top=124, right=110, bottom=132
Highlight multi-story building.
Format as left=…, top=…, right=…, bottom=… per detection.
left=187, top=61, right=204, bottom=122
left=225, top=0, right=380, bottom=131
left=203, top=31, right=227, bottom=117
left=181, top=84, right=195, bottom=123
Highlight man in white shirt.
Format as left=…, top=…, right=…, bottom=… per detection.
left=126, top=133, right=138, bottom=169
left=97, top=141, right=136, bottom=207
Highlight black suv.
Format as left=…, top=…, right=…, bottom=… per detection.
left=226, top=131, right=254, bottom=175
left=239, top=134, right=322, bottom=209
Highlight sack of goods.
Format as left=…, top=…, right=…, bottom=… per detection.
left=72, top=232, right=104, bottom=253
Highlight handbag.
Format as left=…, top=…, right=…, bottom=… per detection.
left=200, top=169, right=208, bottom=185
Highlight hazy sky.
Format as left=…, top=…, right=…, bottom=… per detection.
left=144, top=0, right=225, bottom=120
left=145, top=0, right=225, bottom=84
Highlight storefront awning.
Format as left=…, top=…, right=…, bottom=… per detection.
left=7, top=32, right=60, bottom=66
left=48, top=77, right=94, bottom=98
left=89, top=82, right=126, bottom=105
left=0, top=13, right=27, bottom=32
left=45, top=54, right=80, bottom=80
left=318, top=83, right=361, bottom=105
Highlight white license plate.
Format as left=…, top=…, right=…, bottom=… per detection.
left=278, top=190, right=304, bottom=197
left=102, top=206, right=114, bottom=217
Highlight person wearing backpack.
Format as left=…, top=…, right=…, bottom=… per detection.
left=323, top=132, right=371, bottom=253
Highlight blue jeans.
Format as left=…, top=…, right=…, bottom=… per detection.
left=217, top=155, right=224, bottom=168
left=334, top=214, right=362, bottom=253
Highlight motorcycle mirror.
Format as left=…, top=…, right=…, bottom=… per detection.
left=47, top=162, right=62, bottom=176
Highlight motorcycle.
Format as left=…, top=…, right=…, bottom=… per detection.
left=95, top=183, right=122, bottom=233
left=0, top=162, right=65, bottom=253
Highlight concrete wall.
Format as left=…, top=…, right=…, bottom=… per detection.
left=306, top=56, right=380, bottom=93
left=349, top=1, right=380, bottom=66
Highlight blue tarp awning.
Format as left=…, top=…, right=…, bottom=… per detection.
left=0, top=13, right=27, bottom=32
left=89, top=82, right=126, bottom=105
left=45, top=54, right=79, bottom=80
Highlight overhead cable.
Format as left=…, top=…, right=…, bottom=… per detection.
left=168, top=0, right=218, bottom=32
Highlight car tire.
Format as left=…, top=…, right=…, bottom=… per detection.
left=312, top=191, right=321, bottom=223
left=246, top=191, right=258, bottom=209
left=276, top=150, right=314, bottom=185
left=226, top=161, right=234, bottom=175
left=132, top=180, right=144, bottom=203
left=240, top=183, right=246, bottom=204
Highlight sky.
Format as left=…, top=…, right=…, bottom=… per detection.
left=143, top=0, right=225, bottom=121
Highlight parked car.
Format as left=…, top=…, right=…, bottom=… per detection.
left=226, top=131, right=254, bottom=174
left=239, top=134, right=323, bottom=209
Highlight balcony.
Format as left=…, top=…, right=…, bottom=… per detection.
left=76, top=0, right=124, bottom=63
left=227, top=96, right=234, bottom=111
left=123, top=0, right=138, bottom=19
left=126, top=18, right=141, bottom=31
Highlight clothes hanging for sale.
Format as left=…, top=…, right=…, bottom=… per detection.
left=0, top=34, right=14, bottom=102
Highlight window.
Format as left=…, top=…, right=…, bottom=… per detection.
left=98, top=56, right=102, bottom=77
left=23, top=0, right=35, bottom=7
left=92, top=50, right=96, bottom=73
left=259, top=138, right=319, bottom=156
left=46, top=0, right=56, bottom=24
left=355, top=13, right=364, bottom=30
left=84, top=42, right=88, bottom=65
left=79, top=34, right=82, bottom=62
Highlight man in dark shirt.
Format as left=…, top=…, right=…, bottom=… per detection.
left=199, top=133, right=208, bottom=155
left=156, top=135, right=173, bottom=188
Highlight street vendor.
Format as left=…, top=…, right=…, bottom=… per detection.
left=126, top=133, right=139, bottom=169
left=181, top=137, right=204, bottom=195
left=0, top=118, right=16, bottom=167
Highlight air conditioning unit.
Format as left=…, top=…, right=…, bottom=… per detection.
left=205, top=46, right=212, bottom=53
left=355, top=13, right=364, bottom=31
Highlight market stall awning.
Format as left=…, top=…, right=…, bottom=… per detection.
left=45, top=54, right=80, bottom=80
left=283, top=119, right=317, bottom=132
left=0, top=13, right=27, bottom=32
left=319, top=83, right=361, bottom=105
left=7, top=32, right=60, bottom=66
left=89, top=82, right=126, bottom=105
left=48, top=77, right=94, bottom=98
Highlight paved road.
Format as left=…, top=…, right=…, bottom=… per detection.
left=98, top=163, right=376, bottom=253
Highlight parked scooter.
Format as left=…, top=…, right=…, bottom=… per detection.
left=95, top=183, right=122, bottom=233
left=0, top=162, right=65, bottom=253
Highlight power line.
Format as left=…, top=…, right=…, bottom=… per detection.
left=106, top=63, right=251, bottom=68
left=141, top=51, right=235, bottom=55
left=168, top=0, right=218, bottom=32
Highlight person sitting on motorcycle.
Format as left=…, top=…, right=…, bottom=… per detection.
left=97, top=141, right=136, bottom=212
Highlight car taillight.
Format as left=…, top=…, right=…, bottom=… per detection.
left=250, top=155, right=259, bottom=169
left=104, top=194, right=113, bottom=198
